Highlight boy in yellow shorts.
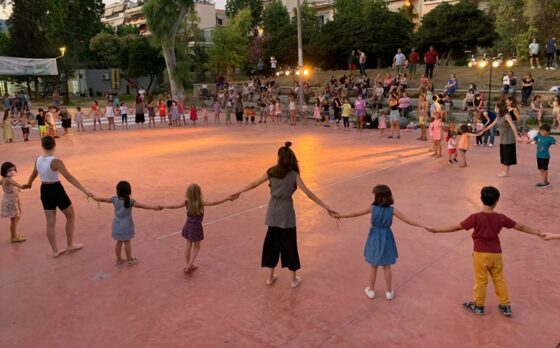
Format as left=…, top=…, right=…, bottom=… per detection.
left=426, top=186, right=543, bottom=317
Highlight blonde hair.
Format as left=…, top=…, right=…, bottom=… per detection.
left=186, top=183, right=204, bottom=216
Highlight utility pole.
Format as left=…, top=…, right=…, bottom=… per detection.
left=296, top=0, right=305, bottom=118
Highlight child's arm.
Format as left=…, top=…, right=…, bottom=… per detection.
left=541, top=233, right=560, bottom=241
left=203, top=196, right=235, bottom=206
left=91, top=195, right=112, bottom=203
left=161, top=201, right=187, bottom=209
left=512, top=223, right=541, bottom=237
left=332, top=207, right=371, bottom=219
left=393, top=208, right=425, bottom=228
left=133, top=201, right=162, bottom=210
left=5, top=177, right=28, bottom=190
left=426, top=224, right=464, bottom=233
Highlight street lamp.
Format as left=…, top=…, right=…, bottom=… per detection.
left=58, top=46, right=66, bottom=58
left=468, top=54, right=516, bottom=110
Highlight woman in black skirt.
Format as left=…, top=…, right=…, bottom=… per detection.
left=478, top=100, right=522, bottom=177
left=233, top=142, right=333, bottom=288
left=134, top=94, right=145, bottom=128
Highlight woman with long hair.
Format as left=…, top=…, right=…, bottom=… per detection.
left=232, top=142, right=334, bottom=288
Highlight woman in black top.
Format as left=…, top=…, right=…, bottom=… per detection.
left=521, top=73, right=534, bottom=106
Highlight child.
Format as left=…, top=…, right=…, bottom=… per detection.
left=19, top=111, right=31, bottom=140
left=3, top=111, right=14, bottom=142
left=275, top=100, right=282, bottom=124
left=313, top=97, right=321, bottom=125
left=341, top=98, right=352, bottom=131
left=201, top=104, right=209, bottom=125
left=225, top=100, right=232, bottom=126
left=243, top=106, right=250, bottom=125
left=446, top=131, right=458, bottom=164
left=268, top=100, right=276, bottom=124
left=162, top=184, right=235, bottom=273
left=426, top=186, right=543, bottom=317
left=92, top=181, right=161, bottom=265
left=36, top=109, right=47, bottom=138
left=1, top=162, right=29, bottom=243
left=475, top=116, right=484, bottom=145
left=213, top=98, right=221, bottom=124
left=189, top=104, right=198, bottom=125
left=417, top=94, right=428, bottom=141
left=105, top=102, right=116, bottom=130
left=75, top=106, right=85, bottom=132
left=331, top=184, right=425, bottom=300
left=119, top=102, right=128, bottom=129
left=549, top=96, right=559, bottom=128
left=524, top=124, right=559, bottom=188
left=430, top=113, right=443, bottom=158
left=158, top=99, right=167, bottom=127
left=170, top=101, right=179, bottom=126
left=457, top=124, right=476, bottom=168
left=378, top=110, right=387, bottom=136
left=178, top=99, right=187, bottom=126
left=90, top=101, right=103, bottom=131
left=147, top=100, right=156, bottom=128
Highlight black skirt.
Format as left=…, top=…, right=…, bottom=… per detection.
left=261, top=226, right=301, bottom=271
left=61, top=118, right=71, bottom=129
left=500, top=143, right=517, bottom=166
left=135, top=113, right=145, bottom=123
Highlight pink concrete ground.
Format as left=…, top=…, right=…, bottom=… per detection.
left=1, top=124, right=559, bottom=347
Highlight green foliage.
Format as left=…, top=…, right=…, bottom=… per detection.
left=89, top=32, right=122, bottom=68
left=208, top=8, right=252, bottom=75
left=262, top=0, right=290, bottom=36
left=415, top=0, right=497, bottom=61
left=115, top=25, right=140, bottom=37
left=0, top=32, right=8, bottom=56
left=144, top=0, right=193, bottom=44
left=225, top=0, right=263, bottom=28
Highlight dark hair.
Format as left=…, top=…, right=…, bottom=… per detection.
left=1, top=161, right=16, bottom=177
left=458, top=124, right=470, bottom=134
left=267, top=141, right=300, bottom=179
left=76, top=106, right=81, bottom=111
left=116, top=181, right=132, bottom=208
left=496, top=101, right=507, bottom=116
left=372, top=184, right=394, bottom=207
left=481, top=186, right=500, bottom=206
left=506, top=96, right=517, bottom=107
left=540, top=124, right=551, bottom=132
left=41, top=136, right=56, bottom=150
left=3, top=110, right=8, bottom=121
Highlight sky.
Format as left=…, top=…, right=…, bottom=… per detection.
left=0, top=0, right=227, bottom=20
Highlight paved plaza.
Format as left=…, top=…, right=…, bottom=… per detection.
left=1, top=124, right=558, bottom=347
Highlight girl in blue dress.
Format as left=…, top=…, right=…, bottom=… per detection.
left=93, top=181, right=162, bottom=265
left=332, top=185, right=425, bottom=300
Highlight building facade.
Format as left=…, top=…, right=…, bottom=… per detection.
left=262, top=0, right=335, bottom=25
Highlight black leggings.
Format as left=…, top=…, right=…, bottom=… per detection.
left=261, top=226, right=300, bottom=271
left=121, top=114, right=127, bottom=123
left=342, top=116, right=350, bottom=128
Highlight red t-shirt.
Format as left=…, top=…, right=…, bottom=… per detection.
left=460, top=212, right=516, bottom=253
left=424, top=50, right=439, bottom=64
left=409, top=52, right=419, bottom=64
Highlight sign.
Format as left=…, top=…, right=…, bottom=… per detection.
left=0, top=56, right=59, bottom=76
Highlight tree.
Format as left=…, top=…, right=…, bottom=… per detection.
left=121, top=36, right=164, bottom=92
left=415, top=0, right=497, bottom=63
left=89, top=32, right=122, bottom=68
left=262, top=0, right=289, bottom=36
left=208, top=8, right=252, bottom=75
left=144, top=0, right=192, bottom=99
left=225, top=0, right=263, bottom=28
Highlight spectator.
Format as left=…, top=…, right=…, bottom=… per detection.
left=348, top=50, right=357, bottom=73
left=529, top=38, right=541, bottom=69
left=521, top=73, right=534, bottom=106
left=270, top=57, right=277, bottom=76
left=545, top=36, right=557, bottom=70
left=393, top=48, right=406, bottom=75
left=508, top=71, right=517, bottom=95
left=358, top=49, right=367, bottom=75
left=529, top=95, right=545, bottom=127
left=408, top=47, right=419, bottom=79
left=445, top=73, right=458, bottom=96
left=424, top=46, right=439, bottom=79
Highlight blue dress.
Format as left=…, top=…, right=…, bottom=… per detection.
left=111, top=196, right=135, bottom=241
left=364, top=205, right=398, bottom=266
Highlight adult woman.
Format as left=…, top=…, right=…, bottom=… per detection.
left=235, top=94, right=244, bottom=124
left=387, top=91, right=400, bottom=139
left=59, top=104, right=72, bottom=136
left=134, top=94, right=145, bottom=128
left=478, top=101, right=521, bottom=177
left=506, top=96, right=522, bottom=130
left=26, top=136, right=92, bottom=257
left=233, top=142, right=333, bottom=288
left=521, top=73, right=534, bottom=106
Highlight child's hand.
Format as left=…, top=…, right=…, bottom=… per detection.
left=21, top=184, right=30, bottom=190
left=229, top=193, right=240, bottom=201
left=425, top=226, right=436, bottom=233
left=155, top=205, right=163, bottom=211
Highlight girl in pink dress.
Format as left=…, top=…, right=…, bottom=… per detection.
left=190, top=104, right=198, bottom=125
left=1, top=162, right=29, bottom=243
left=378, top=110, right=387, bottom=136
left=313, top=97, right=321, bottom=125
left=430, top=113, right=444, bottom=158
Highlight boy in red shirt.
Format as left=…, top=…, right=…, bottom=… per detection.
left=426, top=186, right=542, bottom=317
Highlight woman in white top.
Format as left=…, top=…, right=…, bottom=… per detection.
left=26, top=136, right=93, bottom=257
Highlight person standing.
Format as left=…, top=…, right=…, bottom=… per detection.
left=232, top=142, right=333, bottom=288
left=134, top=94, right=145, bottom=128
left=348, top=50, right=357, bottom=74
left=424, top=46, right=439, bottom=79
left=59, top=104, right=72, bottom=136
left=393, top=48, right=406, bottom=75
left=408, top=48, right=419, bottom=79
left=521, top=73, right=534, bottom=106
left=545, top=36, right=557, bottom=70
left=270, top=57, right=277, bottom=76
left=26, top=136, right=92, bottom=257
left=358, top=49, right=367, bottom=75
left=529, top=38, right=541, bottom=69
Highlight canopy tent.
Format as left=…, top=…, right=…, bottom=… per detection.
left=0, top=56, right=58, bottom=76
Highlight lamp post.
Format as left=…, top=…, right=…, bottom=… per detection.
left=56, top=46, right=71, bottom=104
left=295, top=0, right=305, bottom=115
left=468, top=54, right=516, bottom=110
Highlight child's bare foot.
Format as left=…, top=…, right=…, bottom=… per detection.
left=184, top=264, right=198, bottom=273
left=291, top=276, right=302, bottom=288
left=430, top=153, right=437, bottom=157
left=67, top=244, right=83, bottom=253
left=116, top=259, right=126, bottom=265
left=52, top=249, right=67, bottom=258
left=459, top=164, right=466, bottom=168
left=127, top=258, right=138, bottom=265
left=266, top=274, right=278, bottom=286
left=436, top=154, right=442, bottom=158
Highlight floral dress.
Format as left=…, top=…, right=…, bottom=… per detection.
left=1, top=180, right=21, bottom=218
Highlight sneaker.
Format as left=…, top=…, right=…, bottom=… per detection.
left=449, top=160, right=453, bottom=164
left=488, top=143, right=493, bottom=147
left=536, top=182, right=550, bottom=188
left=385, top=289, right=395, bottom=300
left=364, top=287, right=376, bottom=299
left=463, top=301, right=485, bottom=316
left=498, top=304, right=512, bottom=317
left=387, top=136, right=394, bottom=139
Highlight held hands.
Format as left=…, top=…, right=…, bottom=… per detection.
left=327, top=209, right=341, bottom=219
left=228, top=193, right=241, bottom=201
left=155, top=205, right=163, bottom=211
left=424, top=226, right=437, bottom=233
left=21, top=184, right=30, bottom=190
left=540, top=233, right=558, bottom=241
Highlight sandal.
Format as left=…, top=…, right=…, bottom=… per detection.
left=127, top=258, right=139, bottom=265
left=10, top=234, right=27, bottom=243
left=116, top=259, right=126, bottom=265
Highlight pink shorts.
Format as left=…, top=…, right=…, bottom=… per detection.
left=448, top=149, right=457, bottom=154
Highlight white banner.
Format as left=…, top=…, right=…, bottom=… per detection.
left=0, top=56, right=59, bottom=76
